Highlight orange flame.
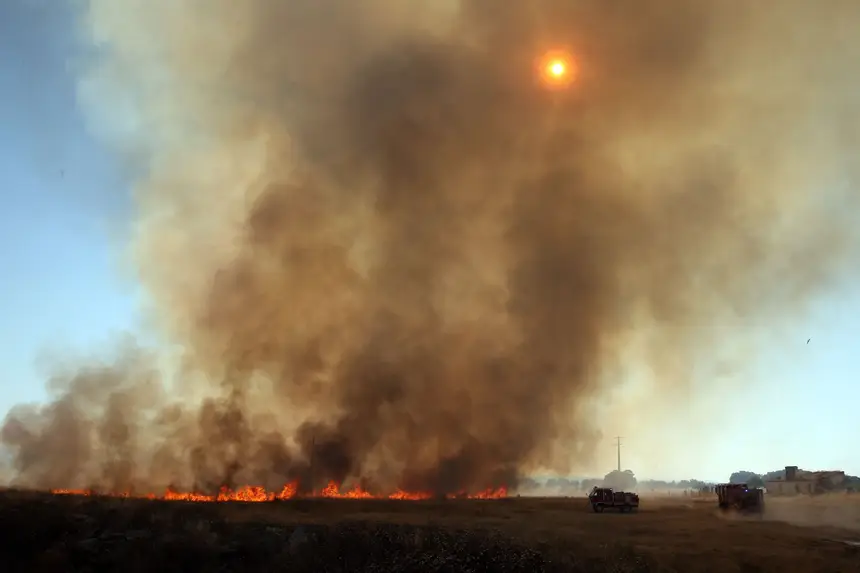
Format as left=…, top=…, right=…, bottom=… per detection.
left=49, top=482, right=507, bottom=502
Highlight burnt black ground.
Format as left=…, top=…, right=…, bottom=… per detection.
left=0, top=490, right=856, bottom=572
left=0, top=490, right=645, bottom=573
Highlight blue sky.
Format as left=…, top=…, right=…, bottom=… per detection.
left=1, top=1, right=858, bottom=483
left=0, top=0, right=140, bottom=405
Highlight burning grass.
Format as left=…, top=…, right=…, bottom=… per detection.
left=49, top=482, right=508, bottom=501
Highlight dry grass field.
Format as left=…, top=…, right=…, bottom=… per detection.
left=1, top=490, right=859, bottom=572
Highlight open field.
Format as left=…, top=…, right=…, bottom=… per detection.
left=1, top=490, right=859, bottom=572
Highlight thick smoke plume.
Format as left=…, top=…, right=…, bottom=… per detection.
left=3, top=0, right=860, bottom=494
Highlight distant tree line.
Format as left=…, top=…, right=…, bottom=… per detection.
left=728, top=471, right=765, bottom=487
left=519, top=470, right=713, bottom=493
left=520, top=468, right=860, bottom=494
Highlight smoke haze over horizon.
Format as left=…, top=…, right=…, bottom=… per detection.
left=2, top=0, right=860, bottom=494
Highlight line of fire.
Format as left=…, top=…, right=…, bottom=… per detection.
left=49, top=483, right=509, bottom=502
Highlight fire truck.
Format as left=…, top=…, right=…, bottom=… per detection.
left=588, top=486, right=639, bottom=513
left=714, top=483, right=765, bottom=513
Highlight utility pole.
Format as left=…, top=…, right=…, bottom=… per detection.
left=615, top=436, right=623, bottom=472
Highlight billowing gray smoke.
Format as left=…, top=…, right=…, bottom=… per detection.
left=3, top=0, right=860, bottom=494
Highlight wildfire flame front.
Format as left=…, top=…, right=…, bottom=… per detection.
left=50, top=483, right=508, bottom=502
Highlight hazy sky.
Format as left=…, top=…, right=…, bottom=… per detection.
left=1, top=1, right=858, bottom=483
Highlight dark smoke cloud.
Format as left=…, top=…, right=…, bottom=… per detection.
left=3, top=0, right=860, bottom=493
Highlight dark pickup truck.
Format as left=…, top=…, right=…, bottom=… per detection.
left=588, top=486, right=639, bottom=513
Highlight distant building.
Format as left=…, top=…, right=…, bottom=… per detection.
left=764, top=465, right=846, bottom=495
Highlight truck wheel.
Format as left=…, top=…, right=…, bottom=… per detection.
left=592, top=503, right=603, bottom=513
